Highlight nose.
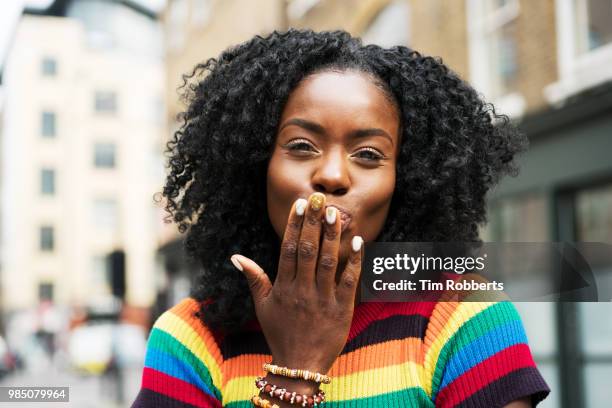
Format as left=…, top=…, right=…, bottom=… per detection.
left=311, top=148, right=350, bottom=195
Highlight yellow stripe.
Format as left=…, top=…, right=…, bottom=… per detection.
left=422, top=301, right=495, bottom=396
left=222, top=360, right=424, bottom=404
left=154, top=310, right=223, bottom=391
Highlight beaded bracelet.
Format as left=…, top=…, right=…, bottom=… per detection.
left=251, top=395, right=280, bottom=408
left=263, top=363, right=331, bottom=384
left=255, top=376, right=325, bottom=407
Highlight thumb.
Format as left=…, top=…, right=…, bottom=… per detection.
left=230, top=254, right=272, bottom=303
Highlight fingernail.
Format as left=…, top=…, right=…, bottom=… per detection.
left=295, top=198, right=308, bottom=216
left=325, top=206, right=337, bottom=225
left=351, top=236, right=363, bottom=252
left=230, top=255, right=243, bottom=271
left=310, top=192, right=325, bottom=211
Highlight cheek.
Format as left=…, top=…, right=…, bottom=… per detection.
left=360, top=169, right=396, bottom=238
left=266, top=153, right=308, bottom=238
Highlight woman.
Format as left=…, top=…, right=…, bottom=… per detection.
left=133, top=29, right=550, bottom=407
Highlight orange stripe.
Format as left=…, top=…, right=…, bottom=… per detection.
left=221, top=338, right=423, bottom=383
left=422, top=301, right=460, bottom=353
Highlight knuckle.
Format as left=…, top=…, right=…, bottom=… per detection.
left=341, top=273, right=357, bottom=289
left=298, top=240, right=317, bottom=260
left=287, top=219, right=302, bottom=230
left=324, top=228, right=338, bottom=241
left=318, top=254, right=337, bottom=271
left=306, top=213, right=321, bottom=226
left=271, top=289, right=283, bottom=303
left=349, top=253, right=362, bottom=266
left=292, top=293, right=311, bottom=311
left=281, top=241, right=298, bottom=259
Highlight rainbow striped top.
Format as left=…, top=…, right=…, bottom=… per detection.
left=132, top=298, right=549, bottom=407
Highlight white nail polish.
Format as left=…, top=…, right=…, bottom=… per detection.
left=230, top=255, right=243, bottom=271
left=295, top=198, right=307, bottom=216
left=351, top=236, right=363, bottom=252
left=325, top=207, right=337, bottom=225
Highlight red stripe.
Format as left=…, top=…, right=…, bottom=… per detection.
left=435, top=344, right=537, bottom=407
left=141, top=367, right=222, bottom=408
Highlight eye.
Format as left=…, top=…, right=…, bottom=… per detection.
left=283, top=138, right=318, bottom=154
left=354, top=147, right=385, bottom=162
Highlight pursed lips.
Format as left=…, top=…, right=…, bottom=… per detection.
left=325, top=203, right=352, bottom=232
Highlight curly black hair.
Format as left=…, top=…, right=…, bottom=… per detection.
left=160, top=28, right=527, bottom=335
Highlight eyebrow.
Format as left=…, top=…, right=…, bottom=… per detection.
left=279, top=118, right=394, bottom=146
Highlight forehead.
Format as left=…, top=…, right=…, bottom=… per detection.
left=280, top=70, right=399, bottom=130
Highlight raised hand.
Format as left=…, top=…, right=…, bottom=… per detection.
left=231, top=192, right=363, bottom=376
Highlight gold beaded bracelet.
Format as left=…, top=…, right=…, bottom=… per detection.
left=263, top=363, right=331, bottom=384
left=251, top=395, right=280, bottom=408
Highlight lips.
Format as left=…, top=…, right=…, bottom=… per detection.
left=325, top=204, right=352, bottom=232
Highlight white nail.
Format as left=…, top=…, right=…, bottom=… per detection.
left=295, top=198, right=308, bottom=216
left=351, top=236, right=363, bottom=252
left=230, top=255, right=243, bottom=271
left=325, top=206, right=337, bottom=225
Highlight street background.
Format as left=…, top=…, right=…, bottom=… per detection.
left=0, top=0, right=611, bottom=407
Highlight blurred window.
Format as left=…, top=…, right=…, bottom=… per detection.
left=574, top=0, right=612, bottom=55
left=485, top=0, right=519, bottom=97
left=467, top=0, right=520, bottom=99
left=576, top=183, right=612, bottom=408
left=361, top=1, right=410, bottom=48
left=40, top=226, right=54, bottom=251
left=41, top=168, right=55, bottom=195
left=41, top=57, right=57, bottom=76
left=168, top=0, right=188, bottom=52
left=94, top=143, right=116, bottom=168
left=481, top=192, right=549, bottom=241
left=42, top=111, right=56, bottom=137
left=94, top=91, right=117, bottom=114
left=38, top=283, right=54, bottom=302
left=92, top=199, right=118, bottom=231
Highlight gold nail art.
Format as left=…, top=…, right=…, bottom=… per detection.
left=310, top=193, right=325, bottom=211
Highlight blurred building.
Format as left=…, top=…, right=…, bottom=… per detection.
left=159, top=1, right=611, bottom=407
left=0, top=0, right=166, bottom=319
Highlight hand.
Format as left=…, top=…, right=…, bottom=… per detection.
left=231, top=192, right=363, bottom=375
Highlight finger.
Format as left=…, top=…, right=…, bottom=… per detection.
left=231, top=254, right=272, bottom=304
left=277, top=198, right=308, bottom=286
left=335, top=236, right=363, bottom=306
left=316, top=206, right=341, bottom=298
left=296, top=192, right=326, bottom=287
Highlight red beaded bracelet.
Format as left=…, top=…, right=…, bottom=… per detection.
left=255, top=376, right=325, bottom=407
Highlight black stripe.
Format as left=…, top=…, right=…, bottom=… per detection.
left=342, top=314, right=428, bottom=354
left=220, top=314, right=428, bottom=359
left=221, top=329, right=270, bottom=359
left=455, top=366, right=551, bottom=408
left=131, top=388, right=204, bottom=408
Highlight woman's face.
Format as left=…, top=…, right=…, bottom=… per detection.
left=266, top=70, right=400, bottom=278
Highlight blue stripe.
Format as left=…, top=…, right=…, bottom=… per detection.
left=440, top=320, right=528, bottom=389
left=145, top=346, right=216, bottom=398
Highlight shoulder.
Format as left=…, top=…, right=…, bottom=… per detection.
left=137, top=298, right=225, bottom=406
left=423, top=301, right=550, bottom=407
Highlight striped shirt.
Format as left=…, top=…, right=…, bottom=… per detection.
left=132, top=298, right=549, bottom=407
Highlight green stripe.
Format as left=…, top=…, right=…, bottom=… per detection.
left=148, top=328, right=222, bottom=400
left=226, top=387, right=433, bottom=408
left=430, top=301, right=521, bottom=397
